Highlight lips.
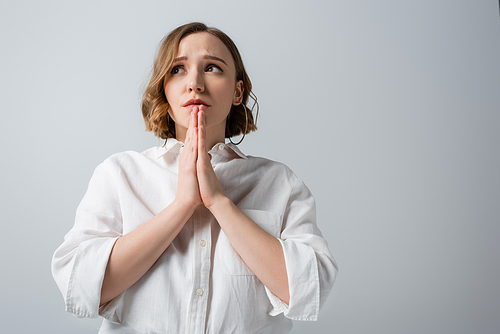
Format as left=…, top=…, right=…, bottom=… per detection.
left=183, top=99, right=210, bottom=109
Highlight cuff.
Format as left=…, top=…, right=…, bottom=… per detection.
left=65, top=237, right=119, bottom=318
left=265, top=286, right=289, bottom=316
left=267, top=239, right=320, bottom=321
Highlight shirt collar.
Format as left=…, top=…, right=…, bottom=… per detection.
left=156, top=138, right=184, bottom=159
left=156, top=138, right=247, bottom=160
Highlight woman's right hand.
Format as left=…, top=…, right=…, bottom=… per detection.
left=175, top=108, right=202, bottom=209
left=101, top=110, right=203, bottom=305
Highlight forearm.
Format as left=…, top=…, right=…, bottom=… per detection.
left=100, top=199, right=195, bottom=306
left=208, top=197, right=290, bottom=304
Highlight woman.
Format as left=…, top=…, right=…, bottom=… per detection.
left=52, top=22, right=337, bottom=334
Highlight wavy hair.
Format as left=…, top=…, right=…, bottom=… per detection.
left=141, top=22, right=258, bottom=141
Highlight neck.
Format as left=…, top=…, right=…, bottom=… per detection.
left=204, top=131, right=226, bottom=150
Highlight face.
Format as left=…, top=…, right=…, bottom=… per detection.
left=164, top=32, right=243, bottom=141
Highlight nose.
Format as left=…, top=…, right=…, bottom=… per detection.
left=187, top=71, right=204, bottom=93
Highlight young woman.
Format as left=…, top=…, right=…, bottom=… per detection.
left=52, top=22, right=337, bottom=334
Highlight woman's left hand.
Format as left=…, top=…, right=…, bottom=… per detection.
left=193, top=109, right=290, bottom=304
left=196, top=109, right=227, bottom=208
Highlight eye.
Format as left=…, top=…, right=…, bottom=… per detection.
left=170, top=66, right=185, bottom=74
left=206, top=64, right=222, bottom=73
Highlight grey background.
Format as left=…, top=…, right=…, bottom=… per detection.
left=1, top=0, right=499, bottom=333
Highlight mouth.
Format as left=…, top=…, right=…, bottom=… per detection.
left=182, top=99, right=210, bottom=110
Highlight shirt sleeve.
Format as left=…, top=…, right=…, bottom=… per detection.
left=51, top=160, right=124, bottom=322
left=266, top=173, right=338, bottom=321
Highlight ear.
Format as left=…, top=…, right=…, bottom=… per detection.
left=232, top=80, right=244, bottom=106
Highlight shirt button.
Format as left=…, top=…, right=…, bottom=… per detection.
left=196, top=288, right=204, bottom=296
left=211, top=164, right=215, bottom=169
left=218, top=143, right=225, bottom=151
left=199, top=240, right=207, bottom=247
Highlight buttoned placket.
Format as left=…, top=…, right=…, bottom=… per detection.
left=186, top=206, right=212, bottom=334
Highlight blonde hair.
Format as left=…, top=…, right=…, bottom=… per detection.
left=141, top=22, right=258, bottom=140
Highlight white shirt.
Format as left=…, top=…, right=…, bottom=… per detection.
left=52, top=139, right=338, bottom=334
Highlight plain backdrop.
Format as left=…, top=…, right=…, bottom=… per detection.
left=1, top=1, right=499, bottom=333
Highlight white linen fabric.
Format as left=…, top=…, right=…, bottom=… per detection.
left=52, top=139, right=338, bottom=334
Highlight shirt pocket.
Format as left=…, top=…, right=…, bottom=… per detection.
left=217, top=209, right=282, bottom=276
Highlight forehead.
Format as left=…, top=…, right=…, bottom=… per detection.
left=177, top=32, right=234, bottom=66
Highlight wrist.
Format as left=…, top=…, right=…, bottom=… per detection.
left=205, top=195, right=232, bottom=214
left=171, top=198, right=198, bottom=216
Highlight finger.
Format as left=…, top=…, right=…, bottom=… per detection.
left=181, top=111, right=199, bottom=167
left=191, top=109, right=198, bottom=149
left=197, top=106, right=204, bottom=151
left=199, top=109, right=213, bottom=161
left=198, top=105, right=205, bottom=128
left=192, top=106, right=200, bottom=140
left=185, top=110, right=195, bottom=143
left=198, top=110, right=207, bottom=159
left=191, top=111, right=198, bottom=140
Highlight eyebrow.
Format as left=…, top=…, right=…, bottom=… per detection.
left=172, top=55, right=227, bottom=66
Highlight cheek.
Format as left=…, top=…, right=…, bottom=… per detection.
left=164, top=77, right=182, bottom=99
left=164, top=84, right=176, bottom=105
left=163, top=85, right=183, bottom=122
left=213, top=81, right=237, bottom=104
